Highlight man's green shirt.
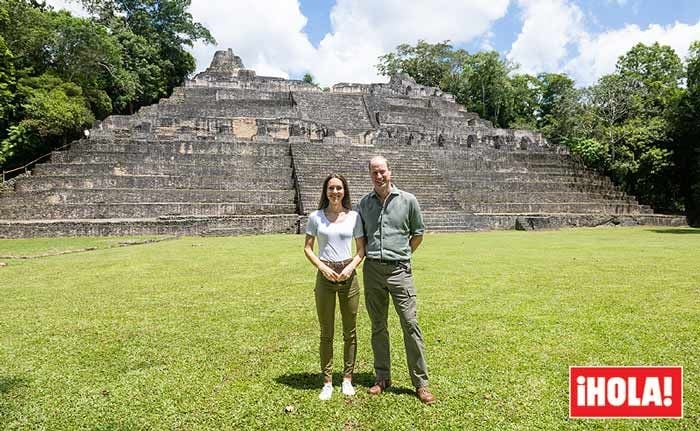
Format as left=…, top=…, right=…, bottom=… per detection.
left=357, top=185, right=425, bottom=261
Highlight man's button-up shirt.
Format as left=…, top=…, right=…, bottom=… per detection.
left=357, top=185, right=425, bottom=261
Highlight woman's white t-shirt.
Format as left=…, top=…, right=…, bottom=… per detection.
left=306, top=209, right=364, bottom=261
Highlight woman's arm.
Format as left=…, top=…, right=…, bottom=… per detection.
left=338, top=236, right=366, bottom=281
left=304, top=234, right=338, bottom=282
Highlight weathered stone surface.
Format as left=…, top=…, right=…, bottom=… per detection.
left=0, top=49, right=686, bottom=237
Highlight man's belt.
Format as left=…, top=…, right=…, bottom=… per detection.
left=366, top=257, right=410, bottom=266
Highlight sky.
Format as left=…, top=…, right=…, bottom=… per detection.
left=46, top=0, right=700, bottom=87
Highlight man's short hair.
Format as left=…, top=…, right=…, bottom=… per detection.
left=368, top=155, right=389, bottom=171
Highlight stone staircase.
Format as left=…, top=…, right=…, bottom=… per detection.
left=0, top=130, right=300, bottom=237
left=291, top=137, right=481, bottom=232
left=429, top=143, right=683, bottom=229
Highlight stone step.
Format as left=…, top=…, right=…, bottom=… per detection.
left=432, top=150, right=575, bottom=163
left=70, top=140, right=292, bottom=157
left=33, top=163, right=294, bottom=177
left=293, top=158, right=438, bottom=167
left=153, top=103, right=300, bottom=119
left=13, top=175, right=294, bottom=193
left=0, top=211, right=683, bottom=238
left=293, top=164, right=438, bottom=175
left=299, top=190, right=457, bottom=205
left=420, top=213, right=685, bottom=230
left=461, top=202, right=649, bottom=214
left=449, top=172, right=613, bottom=185
left=3, top=189, right=296, bottom=205
left=430, top=151, right=575, bottom=163
left=0, top=214, right=300, bottom=238
left=441, top=165, right=609, bottom=179
left=54, top=151, right=292, bottom=168
left=456, top=191, right=638, bottom=204
left=90, top=128, right=296, bottom=143
left=452, top=180, right=622, bottom=194
left=437, top=160, right=594, bottom=173
left=0, top=202, right=298, bottom=219
left=297, top=173, right=445, bottom=184
left=293, top=93, right=374, bottom=132
left=179, top=87, right=294, bottom=101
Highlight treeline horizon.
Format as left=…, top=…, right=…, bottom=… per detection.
left=0, top=2, right=698, bottom=224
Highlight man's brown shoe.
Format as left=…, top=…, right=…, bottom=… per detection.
left=368, top=380, right=391, bottom=395
left=416, top=387, right=436, bottom=405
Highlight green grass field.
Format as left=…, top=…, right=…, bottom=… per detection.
left=1, top=227, right=698, bottom=430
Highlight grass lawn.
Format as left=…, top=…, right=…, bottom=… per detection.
left=0, top=227, right=698, bottom=430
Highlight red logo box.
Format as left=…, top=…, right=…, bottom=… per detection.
left=569, top=366, right=683, bottom=418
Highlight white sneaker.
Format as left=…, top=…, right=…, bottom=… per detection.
left=319, top=383, right=333, bottom=401
left=341, top=380, right=356, bottom=396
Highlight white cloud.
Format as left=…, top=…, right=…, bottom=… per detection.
left=188, top=0, right=510, bottom=87
left=312, top=0, right=510, bottom=85
left=565, top=20, right=700, bottom=86
left=44, top=0, right=90, bottom=17
left=508, top=0, right=700, bottom=86
left=507, top=0, right=585, bottom=74
left=46, top=0, right=511, bottom=87
left=188, top=0, right=317, bottom=80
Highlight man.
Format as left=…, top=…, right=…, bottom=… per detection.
left=357, top=156, right=436, bottom=405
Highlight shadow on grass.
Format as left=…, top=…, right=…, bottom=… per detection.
left=0, top=376, right=29, bottom=426
left=0, top=376, right=28, bottom=395
left=276, top=372, right=375, bottom=390
left=647, top=228, right=700, bottom=234
left=275, top=372, right=418, bottom=395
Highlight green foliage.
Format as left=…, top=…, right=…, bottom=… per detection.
left=570, top=43, right=688, bottom=213
left=459, top=51, right=515, bottom=126
left=566, top=137, right=609, bottom=171
left=0, top=4, right=15, bottom=124
left=507, top=74, right=539, bottom=129
left=616, top=42, right=684, bottom=117
left=0, top=73, right=93, bottom=166
left=108, top=20, right=165, bottom=110
left=20, top=74, right=95, bottom=137
left=0, top=122, right=38, bottom=165
left=80, top=0, right=215, bottom=94
left=670, top=41, right=700, bottom=224
left=0, top=0, right=52, bottom=75
left=302, top=73, right=316, bottom=86
left=0, top=0, right=214, bottom=170
left=536, top=73, right=583, bottom=145
left=377, top=40, right=462, bottom=89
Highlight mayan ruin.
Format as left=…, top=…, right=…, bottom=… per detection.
left=0, top=49, right=687, bottom=238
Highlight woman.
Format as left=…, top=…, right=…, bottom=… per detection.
left=304, top=173, right=366, bottom=400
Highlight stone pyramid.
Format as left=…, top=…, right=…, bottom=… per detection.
left=0, top=49, right=686, bottom=237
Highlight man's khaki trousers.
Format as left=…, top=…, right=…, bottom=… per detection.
left=363, top=259, right=429, bottom=388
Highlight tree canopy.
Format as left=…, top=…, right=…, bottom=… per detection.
left=0, top=0, right=214, bottom=167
